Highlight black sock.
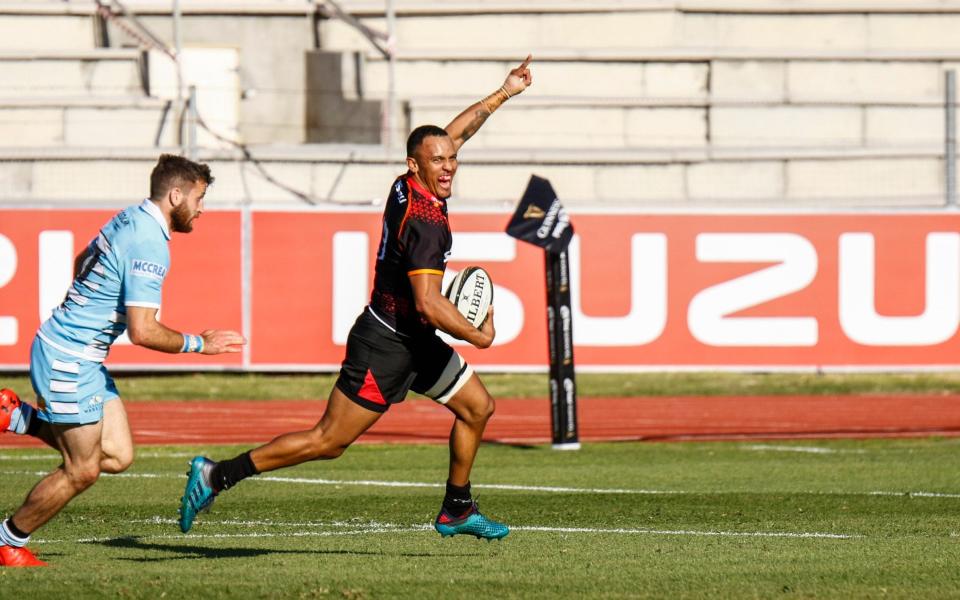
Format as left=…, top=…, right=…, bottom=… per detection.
left=210, top=452, right=259, bottom=492
left=6, top=518, right=29, bottom=539
left=442, top=481, right=473, bottom=515
left=26, top=414, right=42, bottom=438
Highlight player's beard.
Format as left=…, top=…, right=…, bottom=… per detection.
left=171, top=202, right=196, bottom=233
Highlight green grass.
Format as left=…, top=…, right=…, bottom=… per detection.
left=5, top=371, right=960, bottom=401
left=1, top=439, right=959, bottom=598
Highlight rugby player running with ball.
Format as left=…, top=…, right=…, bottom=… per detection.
left=179, top=56, right=534, bottom=540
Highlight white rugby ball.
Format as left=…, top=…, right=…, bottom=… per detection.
left=444, top=266, right=493, bottom=328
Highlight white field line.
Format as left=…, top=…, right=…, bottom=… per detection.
left=512, top=526, right=858, bottom=539
left=258, top=475, right=676, bottom=495
left=2, top=469, right=959, bottom=499
left=33, top=520, right=858, bottom=544
left=741, top=445, right=867, bottom=455
left=0, top=451, right=197, bottom=461
left=867, top=491, right=960, bottom=498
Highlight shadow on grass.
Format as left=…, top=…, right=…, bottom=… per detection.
left=483, top=439, right=540, bottom=450
left=86, top=536, right=482, bottom=562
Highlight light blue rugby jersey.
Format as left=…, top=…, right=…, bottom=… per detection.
left=38, top=200, right=171, bottom=362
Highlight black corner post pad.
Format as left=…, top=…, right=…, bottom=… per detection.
left=506, top=175, right=579, bottom=449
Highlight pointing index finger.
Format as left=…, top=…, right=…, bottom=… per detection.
left=518, top=54, right=532, bottom=70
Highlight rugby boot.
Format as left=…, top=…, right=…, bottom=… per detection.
left=0, top=545, right=47, bottom=567
left=0, top=388, right=21, bottom=433
left=179, top=456, right=218, bottom=533
left=434, top=501, right=509, bottom=540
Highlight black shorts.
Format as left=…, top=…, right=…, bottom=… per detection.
left=335, top=308, right=474, bottom=413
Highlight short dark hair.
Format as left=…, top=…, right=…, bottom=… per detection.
left=406, top=125, right=449, bottom=158
left=149, top=154, right=214, bottom=200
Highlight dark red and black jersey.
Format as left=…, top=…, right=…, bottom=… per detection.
left=369, top=172, right=451, bottom=336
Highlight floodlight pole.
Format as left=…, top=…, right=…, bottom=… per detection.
left=173, top=0, right=185, bottom=153
left=384, top=0, right=397, bottom=148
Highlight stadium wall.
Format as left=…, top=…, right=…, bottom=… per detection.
left=1, top=207, right=958, bottom=372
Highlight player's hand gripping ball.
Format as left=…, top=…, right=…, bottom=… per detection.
left=444, top=266, right=493, bottom=328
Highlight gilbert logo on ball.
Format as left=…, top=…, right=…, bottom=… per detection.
left=444, top=266, right=494, bottom=328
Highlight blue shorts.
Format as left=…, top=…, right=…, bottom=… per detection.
left=30, top=336, right=119, bottom=425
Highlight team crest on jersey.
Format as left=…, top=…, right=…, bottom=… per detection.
left=131, top=259, right=166, bottom=280
left=394, top=180, right=407, bottom=203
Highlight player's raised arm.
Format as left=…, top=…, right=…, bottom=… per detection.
left=444, top=54, right=533, bottom=152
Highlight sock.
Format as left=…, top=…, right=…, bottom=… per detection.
left=26, top=412, right=43, bottom=437
left=442, top=481, right=473, bottom=515
left=0, top=518, right=29, bottom=548
left=209, top=452, right=259, bottom=492
left=8, top=402, right=36, bottom=435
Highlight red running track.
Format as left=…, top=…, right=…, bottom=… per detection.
left=1, top=395, right=959, bottom=447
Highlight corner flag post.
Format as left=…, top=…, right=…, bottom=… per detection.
left=506, top=175, right=580, bottom=450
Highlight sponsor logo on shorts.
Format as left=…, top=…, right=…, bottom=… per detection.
left=83, top=395, right=103, bottom=412
left=83, top=395, right=104, bottom=413
left=131, top=259, right=167, bottom=280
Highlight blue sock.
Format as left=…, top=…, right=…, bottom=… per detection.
left=7, top=402, right=35, bottom=435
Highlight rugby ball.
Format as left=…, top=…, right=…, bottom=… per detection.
left=444, top=266, right=493, bottom=328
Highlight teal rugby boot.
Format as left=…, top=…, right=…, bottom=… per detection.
left=179, top=456, right=217, bottom=533
left=434, top=501, right=509, bottom=540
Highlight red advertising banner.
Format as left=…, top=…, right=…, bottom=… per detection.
left=1, top=208, right=958, bottom=370
left=0, top=209, right=242, bottom=369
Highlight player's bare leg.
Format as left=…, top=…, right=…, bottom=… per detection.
left=11, top=421, right=103, bottom=532
left=12, top=398, right=133, bottom=475
left=250, top=387, right=382, bottom=470
left=99, top=400, right=134, bottom=474
left=435, top=373, right=508, bottom=540
left=1, top=420, right=103, bottom=566
left=179, top=386, right=382, bottom=533
left=443, top=373, right=495, bottom=486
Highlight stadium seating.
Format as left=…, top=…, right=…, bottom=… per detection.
left=1, top=0, right=959, bottom=207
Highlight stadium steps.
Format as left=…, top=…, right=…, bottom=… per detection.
left=0, top=49, right=145, bottom=98
left=0, top=144, right=945, bottom=208
left=0, top=96, right=174, bottom=148
left=0, top=0, right=958, bottom=207
left=356, top=46, right=953, bottom=151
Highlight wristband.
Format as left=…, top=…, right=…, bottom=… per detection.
left=181, top=334, right=204, bottom=353
left=481, top=85, right=513, bottom=115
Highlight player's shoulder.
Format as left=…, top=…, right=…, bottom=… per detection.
left=404, top=178, right=448, bottom=227
left=388, top=175, right=409, bottom=205
left=108, top=203, right=169, bottom=256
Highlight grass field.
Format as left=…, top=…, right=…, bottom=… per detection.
left=1, top=437, right=959, bottom=598
left=1, top=372, right=958, bottom=597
